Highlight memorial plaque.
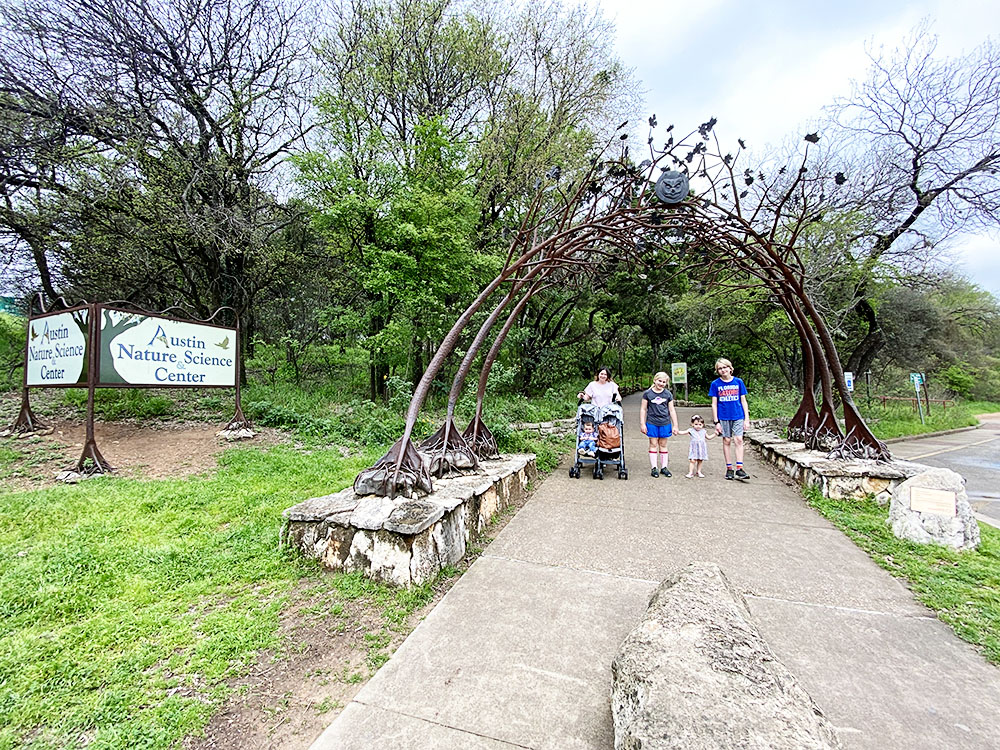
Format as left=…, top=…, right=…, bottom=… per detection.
left=909, top=487, right=957, bottom=517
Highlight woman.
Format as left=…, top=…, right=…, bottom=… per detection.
left=577, top=366, right=622, bottom=407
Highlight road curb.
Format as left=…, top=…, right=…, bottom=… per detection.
left=884, top=424, right=980, bottom=444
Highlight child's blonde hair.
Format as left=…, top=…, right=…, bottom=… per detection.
left=714, top=358, right=733, bottom=372
left=653, top=370, right=671, bottom=386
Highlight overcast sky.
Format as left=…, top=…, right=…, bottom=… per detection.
left=603, top=0, right=1000, bottom=298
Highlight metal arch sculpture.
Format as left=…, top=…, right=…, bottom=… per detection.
left=354, top=118, right=891, bottom=498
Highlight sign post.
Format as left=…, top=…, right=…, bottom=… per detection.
left=910, top=372, right=925, bottom=425
left=672, top=362, right=688, bottom=402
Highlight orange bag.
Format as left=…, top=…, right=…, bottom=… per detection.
left=598, top=422, right=621, bottom=449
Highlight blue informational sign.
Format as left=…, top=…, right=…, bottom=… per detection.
left=844, top=371, right=854, bottom=392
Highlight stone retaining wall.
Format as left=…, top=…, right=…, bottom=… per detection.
left=281, top=454, right=536, bottom=586
left=509, top=418, right=576, bottom=436
left=746, top=428, right=926, bottom=503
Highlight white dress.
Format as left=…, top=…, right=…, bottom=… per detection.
left=688, top=428, right=709, bottom=460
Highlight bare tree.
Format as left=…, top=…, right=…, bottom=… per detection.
left=0, top=0, right=317, bottom=337
left=828, top=23, right=1000, bottom=375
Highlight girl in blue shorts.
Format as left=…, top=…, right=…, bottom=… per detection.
left=639, top=371, right=679, bottom=477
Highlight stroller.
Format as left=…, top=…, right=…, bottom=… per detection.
left=569, top=399, right=628, bottom=480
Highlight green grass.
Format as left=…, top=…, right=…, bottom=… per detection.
left=0, top=444, right=442, bottom=750
left=803, top=487, right=1000, bottom=664
left=861, top=399, right=1000, bottom=440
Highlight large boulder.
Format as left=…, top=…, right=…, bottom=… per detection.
left=611, top=562, right=841, bottom=750
left=888, top=467, right=980, bottom=550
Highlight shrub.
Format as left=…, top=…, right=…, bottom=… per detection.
left=940, top=364, right=975, bottom=398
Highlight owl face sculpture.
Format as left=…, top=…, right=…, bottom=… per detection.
left=654, top=171, right=689, bottom=204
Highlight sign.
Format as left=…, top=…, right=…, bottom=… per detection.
left=671, top=362, right=688, bottom=384
left=844, top=371, right=854, bottom=392
left=26, top=309, right=89, bottom=386
left=909, top=372, right=923, bottom=387
left=909, top=487, right=957, bottom=517
left=98, top=308, right=236, bottom=387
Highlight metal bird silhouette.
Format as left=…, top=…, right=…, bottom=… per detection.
left=216, top=336, right=230, bottom=350
left=804, top=132, right=820, bottom=143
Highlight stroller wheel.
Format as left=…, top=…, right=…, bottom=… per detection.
left=618, top=470, right=628, bottom=480
left=593, top=463, right=604, bottom=480
left=569, top=466, right=580, bottom=479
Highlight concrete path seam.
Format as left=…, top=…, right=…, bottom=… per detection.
left=480, top=552, right=660, bottom=585
left=746, top=593, right=939, bottom=620
left=349, top=700, right=536, bottom=749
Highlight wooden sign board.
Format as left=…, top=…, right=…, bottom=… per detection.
left=909, top=487, right=957, bottom=517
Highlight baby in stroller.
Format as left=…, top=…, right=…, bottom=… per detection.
left=578, top=420, right=598, bottom=457
left=570, top=400, right=628, bottom=480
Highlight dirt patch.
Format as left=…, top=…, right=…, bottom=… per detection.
left=1, top=419, right=286, bottom=489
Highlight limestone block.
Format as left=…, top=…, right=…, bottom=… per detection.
left=384, top=499, right=445, bottom=535
left=861, top=475, right=891, bottom=497
left=611, top=562, right=842, bottom=750
left=888, top=468, right=980, bottom=551
left=368, top=531, right=414, bottom=586
left=410, top=508, right=467, bottom=582
left=349, top=495, right=394, bottom=530
left=321, top=525, right=357, bottom=569
left=282, top=488, right=358, bottom=522
left=346, top=529, right=374, bottom=572
left=476, top=486, right=499, bottom=531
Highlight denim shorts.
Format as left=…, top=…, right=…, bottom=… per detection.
left=646, top=423, right=673, bottom=438
left=719, top=419, right=744, bottom=438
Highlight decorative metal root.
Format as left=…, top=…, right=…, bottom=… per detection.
left=463, top=416, right=499, bottom=460
left=3, top=392, right=48, bottom=437
left=354, top=436, right=433, bottom=498
left=419, top=418, right=479, bottom=478
left=74, top=440, right=114, bottom=475
left=825, top=427, right=892, bottom=462
left=219, top=407, right=255, bottom=440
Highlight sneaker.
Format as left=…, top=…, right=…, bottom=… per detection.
left=661, top=469, right=671, bottom=477
left=725, top=468, right=735, bottom=480
left=650, top=467, right=659, bottom=477
left=734, top=468, right=750, bottom=480
left=684, top=473, right=693, bottom=478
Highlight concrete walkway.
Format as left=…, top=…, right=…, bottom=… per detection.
left=311, top=395, right=1000, bottom=749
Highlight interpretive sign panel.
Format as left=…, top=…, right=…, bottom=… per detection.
left=25, top=309, right=89, bottom=387
left=98, top=308, right=237, bottom=387
left=672, top=362, right=688, bottom=384
left=909, top=487, right=957, bottom=517
left=844, top=371, right=854, bottom=392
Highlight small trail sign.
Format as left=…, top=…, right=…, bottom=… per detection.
left=671, top=362, right=688, bottom=384
left=844, top=371, right=854, bottom=392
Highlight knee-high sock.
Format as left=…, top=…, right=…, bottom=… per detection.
left=649, top=450, right=658, bottom=469
left=659, top=450, right=668, bottom=469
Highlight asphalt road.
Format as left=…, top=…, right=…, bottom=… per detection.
left=888, top=414, right=1000, bottom=525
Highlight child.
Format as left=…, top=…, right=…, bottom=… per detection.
left=639, top=371, right=679, bottom=477
left=675, top=414, right=715, bottom=478
left=709, top=357, right=751, bottom=480
left=578, top=420, right=597, bottom=457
